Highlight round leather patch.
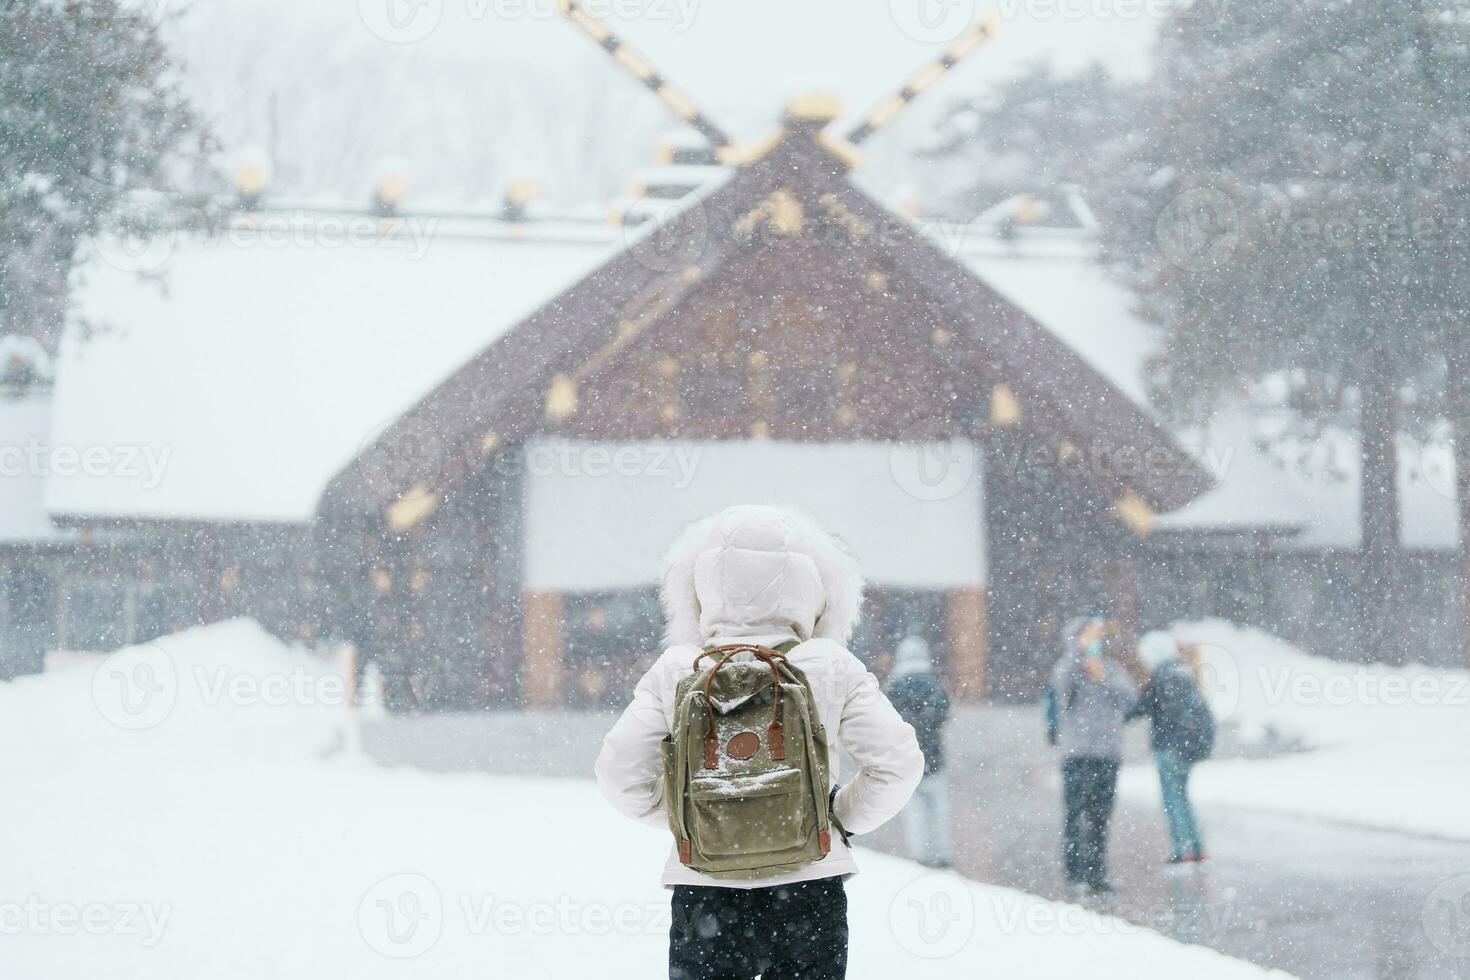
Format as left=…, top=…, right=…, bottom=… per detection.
left=725, top=731, right=761, bottom=760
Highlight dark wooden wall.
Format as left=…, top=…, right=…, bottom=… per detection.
left=320, top=450, right=526, bottom=711
left=984, top=427, right=1144, bottom=700
left=550, top=236, right=992, bottom=444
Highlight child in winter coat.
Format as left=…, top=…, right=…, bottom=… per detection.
left=595, top=505, right=924, bottom=980
left=1129, top=631, right=1214, bottom=864
left=884, top=636, right=954, bottom=868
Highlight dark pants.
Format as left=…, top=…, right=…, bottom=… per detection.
left=1062, top=756, right=1120, bottom=887
left=669, top=877, right=848, bottom=980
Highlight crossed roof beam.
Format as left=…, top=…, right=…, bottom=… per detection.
left=558, top=0, right=732, bottom=149
left=556, top=0, right=1002, bottom=163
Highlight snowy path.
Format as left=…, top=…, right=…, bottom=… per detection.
left=861, top=705, right=1470, bottom=980
left=366, top=702, right=1470, bottom=979
left=4, top=621, right=1284, bottom=979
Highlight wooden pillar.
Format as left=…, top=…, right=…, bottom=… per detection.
left=947, top=586, right=989, bottom=701
left=1105, top=559, right=1142, bottom=680
left=480, top=447, right=527, bottom=707
left=522, top=590, right=565, bottom=706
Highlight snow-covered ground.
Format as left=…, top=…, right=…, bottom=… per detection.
left=1122, top=620, right=1470, bottom=842
left=4, top=619, right=1288, bottom=979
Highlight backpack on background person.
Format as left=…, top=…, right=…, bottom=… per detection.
left=1167, top=668, right=1216, bottom=764
left=1133, top=632, right=1216, bottom=763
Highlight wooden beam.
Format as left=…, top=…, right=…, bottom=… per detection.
left=1104, top=560, right=1143, bottom=683
left=386, top=483, right=438, bottom=532
left=787, top=92, right=843, bottom=123
left=1113, top=491, right=1157, bottom=536
left=557, top=0, right=730, bottom=149
left=990, top=382, right=1022, bottom=426
left=544, top=373, right=579, bottom=421
left=847, top=10, right=1001, bottom=146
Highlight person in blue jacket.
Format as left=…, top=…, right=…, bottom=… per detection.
left=1128, top=631, right=1215, bottom=865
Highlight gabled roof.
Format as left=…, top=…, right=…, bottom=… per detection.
left=326, top=123, right=1212, bottom=522
left=810, top=157, right=1208, bottom=513
left=960, top=251, right=1154, bottom=412
left=49, top=214, right=617, bottom=524
left=44, top=166, right=1455, bottom=549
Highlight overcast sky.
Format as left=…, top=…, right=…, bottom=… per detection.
left=161, top=0, right=1168, bottom=203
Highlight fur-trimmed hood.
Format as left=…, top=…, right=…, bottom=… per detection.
left=660, top=505, right=864, bottom=648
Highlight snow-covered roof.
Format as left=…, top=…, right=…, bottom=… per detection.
left=44, top=186, right=1459, bottom=550
left=0, top=393, right=71, bottom=544
left=1160, top=414, right=1459, bottom=550
left=48, top=216, right=618, bottom=523
left=960, top=247, right=1155, bottom=413
left=951, top=227, right=1458, bottom=550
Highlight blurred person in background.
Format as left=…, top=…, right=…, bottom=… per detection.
left=885, top=635, right=954, bottom=868
left=1045, top=615, right=1138, bottom=894
left=1129, top=631, right=1216, bottom=866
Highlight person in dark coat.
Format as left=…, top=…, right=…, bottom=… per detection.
left=885, top=635, right=953, bottom=867
left=1128, top=631, right=1213, bottom=865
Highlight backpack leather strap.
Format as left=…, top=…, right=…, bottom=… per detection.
left=696, top=643, right=787, bottom=768
left=691, top=643, right=791, bottom=670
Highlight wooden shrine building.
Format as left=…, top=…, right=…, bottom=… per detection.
left=317, top=14, right=1212, bottom=707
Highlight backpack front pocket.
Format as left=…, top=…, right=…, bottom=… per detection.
left=688, top=767, right=809, bottom=856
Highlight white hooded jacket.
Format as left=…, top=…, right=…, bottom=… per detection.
left=594, top=505, right=925, bottom=889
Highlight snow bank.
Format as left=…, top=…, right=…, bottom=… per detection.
left=2, top=619, right=1287, bottom=979
left=1122, top=619, right=1470, bottom=841
left=13, top=618, right=347, bottom=760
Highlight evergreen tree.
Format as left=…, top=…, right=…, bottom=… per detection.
left=920, top=62, right=1133, bottom=216
left=1099, top=0, right=1470, bottom=665
left=930, top=3, right=1470, bottom=664
left=0, top=0, right=199, bottom=348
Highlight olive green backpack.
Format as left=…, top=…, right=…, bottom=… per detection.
left=661, top=642, right=844, bottom=880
